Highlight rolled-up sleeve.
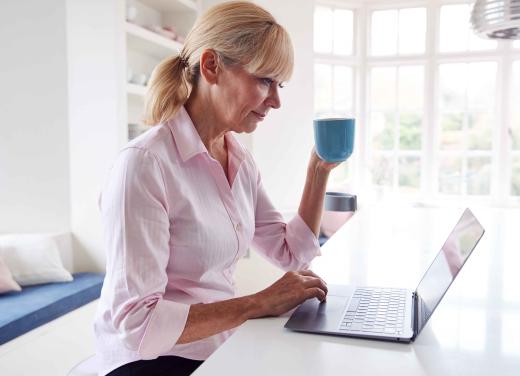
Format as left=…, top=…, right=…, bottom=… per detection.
left=100, top=147, right=190, bottom=360
left=251, top=172, right=321, bottom=271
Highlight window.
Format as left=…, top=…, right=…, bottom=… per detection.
left=313, top=4, right=355, bottom=186
left=314, top=0, right=520, bottom=205
left=314, top=64, right=353, bottom=117
left=438, top=62, right=496, bottom=196
left=370, top=8, right=426, bottom=56
left=314, top=6, right=354, bottom=55
left=313, top=1, right=519, bottom=206
left=439, top=3, right=497, bottom=52
left=369, top=65, right=424, bottom=194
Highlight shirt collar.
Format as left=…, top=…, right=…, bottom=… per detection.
left=167, top=106, right=247, bottom=165
left=167, top=106, right=208, bottom=162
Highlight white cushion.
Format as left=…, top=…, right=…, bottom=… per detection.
left=0, top=254, right=22, bottom=293
left=0, top=234, right=73, bottom=286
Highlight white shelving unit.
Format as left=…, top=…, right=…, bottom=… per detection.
left=123, top=0, right=199, bottom=140
left=126, top=21, right=183, bottom=59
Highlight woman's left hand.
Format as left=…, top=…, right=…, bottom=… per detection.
left=308, top=147, right=342, bottom=174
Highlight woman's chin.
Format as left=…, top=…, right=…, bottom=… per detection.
left=237, top=121, right=258, bottom=134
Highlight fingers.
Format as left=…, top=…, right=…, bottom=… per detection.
left=300, top=270, right=329, bottom=293
left=304, top=287, right=327, bottom=302
left=297, top=270, right=328, bottom=300
left=302, top=276, right=328, bottom=296
left=299, top=270, right=322, bottom=279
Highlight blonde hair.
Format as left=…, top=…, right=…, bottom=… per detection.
left=143, top=1, right=294, bottom=125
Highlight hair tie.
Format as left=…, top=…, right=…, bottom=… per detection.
left=179, top=56, right=189, bottom=69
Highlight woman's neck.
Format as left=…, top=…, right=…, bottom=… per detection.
left=184, top=90, right=227, bottom=154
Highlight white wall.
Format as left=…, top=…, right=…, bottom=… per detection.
left=66, top=0, right=125, bottom=272
left=0, top=0, right=71, bottom=233
left=0, top=0, right=124, bottom=272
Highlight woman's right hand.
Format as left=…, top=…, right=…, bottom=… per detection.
left=250, top=270, right=328, bottom=318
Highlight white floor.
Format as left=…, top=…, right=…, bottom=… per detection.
left=0, top=300, right=98, bottom=376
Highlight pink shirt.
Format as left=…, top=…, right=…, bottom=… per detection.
left=93, top=106, right=321, bottom=375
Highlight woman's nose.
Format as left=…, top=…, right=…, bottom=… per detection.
left=265, top=85, right=281, bottom=109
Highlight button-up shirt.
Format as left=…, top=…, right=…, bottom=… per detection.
left=94, top=106, right=321, bottom=375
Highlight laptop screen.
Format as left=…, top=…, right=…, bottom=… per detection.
left=415, top=209, right=485, bottom=333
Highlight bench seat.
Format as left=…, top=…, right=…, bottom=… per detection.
left=0, top=272, right=104, bottom=345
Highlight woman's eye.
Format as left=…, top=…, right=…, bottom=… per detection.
left=278, top=82, right=285, bottom=89
left=260, top=77, right=274, bottom=86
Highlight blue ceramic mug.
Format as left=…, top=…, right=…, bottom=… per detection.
left=313, top=118, right=355, bottom=162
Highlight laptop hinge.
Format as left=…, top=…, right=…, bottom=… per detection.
left=412, top=292, right=419, bottom=338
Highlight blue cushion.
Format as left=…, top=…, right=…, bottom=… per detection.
left=0, top=272, right=104, bottom=345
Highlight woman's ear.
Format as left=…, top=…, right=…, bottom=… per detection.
left=199, top=49, right=220, bottom=85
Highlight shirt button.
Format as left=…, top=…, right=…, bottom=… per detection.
left=235, top=223, right=242, bottom=232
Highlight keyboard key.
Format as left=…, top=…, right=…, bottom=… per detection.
left=347, top=298, right=360, bottom=312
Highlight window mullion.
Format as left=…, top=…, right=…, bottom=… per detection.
left=496, top=50, right=513, bottom=203
left=356, top=4, right=369, bottom=192
left=423, top=2, right=437, bottom=202
left=394, top=67, right=400, bottom=192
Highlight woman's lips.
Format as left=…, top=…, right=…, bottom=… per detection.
left=252, top=111, right=266, bottom=120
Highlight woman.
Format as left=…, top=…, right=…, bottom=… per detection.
left=94, top=2, right=341, bottom=375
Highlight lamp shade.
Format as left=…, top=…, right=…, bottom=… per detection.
left=471, top=0, right=520, bottom=39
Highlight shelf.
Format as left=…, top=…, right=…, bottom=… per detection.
left=138, top=0, right=197, bottom=13
left=127, top=83, right=147, bottom=97
left=126, top=21, right=182, bottom=60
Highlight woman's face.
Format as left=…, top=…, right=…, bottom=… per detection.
left=213, top=63, right=282, bottom=134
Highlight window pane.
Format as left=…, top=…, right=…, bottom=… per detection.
left=440, top=4, right=496, bottom=52
left=333, top=66, right=353, bottom=114
left=502, top=314, right=520, bottom=355
left=440, top=64, right=467, bottom=110
left=314, top=64, right=332, bottom=115
left=512, top=157, right=520, bottom=196
left=467, top=62, right=496, bottom=109
left=371, top=67, right=396, bottom=109
left=371, top=10, right=398, bottom=55
left=314, top=6, right=333, bottom=53
left=371, top=112, right=395, bottom=150
left=399, top=8, right=426, bottom=54
left=512, top=61, right=520, bottom=150
left=467, top=157, right=491, bottom=195
left=468, top=112, right=492, bottom=150
left=440, top=4, right=469, bottom=52
left=333, top=9, right=353, bottom=55
left=440, top=112, right=464, bottom=150
left=400, top=112, right=422, bottom=150
left=439, top=156, right=462, bottom=194
left=372, top=154, right=393, bottom=186
left=469, top=33, right=497, bottom=51
left=399, top=156, right=421, bottom=190
left=398, top=66, right=424, bottom=110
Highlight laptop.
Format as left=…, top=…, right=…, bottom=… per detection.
left=285, top=208, right=485, bottom=343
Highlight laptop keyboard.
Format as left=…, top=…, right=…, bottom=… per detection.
left=339, top=288, right=407, bottom=335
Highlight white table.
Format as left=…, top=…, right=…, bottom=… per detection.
left=193, top=205, right=520, bottom=376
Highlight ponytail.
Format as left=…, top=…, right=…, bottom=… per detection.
left=143, top=55, right=194, bottom=125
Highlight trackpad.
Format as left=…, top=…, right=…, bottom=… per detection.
left=285, top=288, right=354, bottom=333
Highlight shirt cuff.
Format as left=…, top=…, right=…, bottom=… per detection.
left=138, top=299, right=191, bottom=359
left=286, top=214, right=322, bottom=267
